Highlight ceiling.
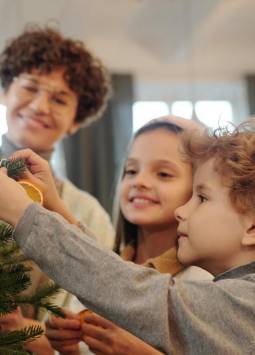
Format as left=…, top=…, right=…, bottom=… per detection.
left=0, top=0, right=255, bottom=82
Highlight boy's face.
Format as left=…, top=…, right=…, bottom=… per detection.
left=3, top=69, right=80, bottom=151
left=175, top=158, right=252, bottom=275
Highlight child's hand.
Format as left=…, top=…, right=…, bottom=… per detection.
left=46, top=311, right=82, bottom=355
left=10, top=149, right=61, bottom=211
left=0, top=307, right=29, bottom=331
left=0, top=167, right=32, bottom=226
left=81, top=311, right=164, bottom=355
left=0, top=307, right=54, bottom=355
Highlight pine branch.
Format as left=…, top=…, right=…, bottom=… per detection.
left=0, top=158, right=26, bottom=180
left=0, top=223, right=13, bottom=243
left=0, top=347, right=28, bottom=355
left=16, top=282, right=65, bottom=318
left=0, top=325, right=43, bottom=346
left=36, top=302, right=65, bottom=318
left=0, top=264, right=31, bottom=294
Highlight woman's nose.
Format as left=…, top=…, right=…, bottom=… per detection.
left=29, top=91, right=51, bottom=114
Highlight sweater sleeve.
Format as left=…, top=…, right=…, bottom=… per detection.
left=14, top=204, right=255, bottom=355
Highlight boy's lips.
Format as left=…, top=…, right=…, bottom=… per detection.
left=177, top=230, right=188, bottom=239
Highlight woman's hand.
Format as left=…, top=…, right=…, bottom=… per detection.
left=46, top=311, right=82, bottom=355
left=11, top=148, right=61, bottom=210
left=10, top=149, right=77, bottom=224
left=81, top=312, right=164, bottom=355
left=0, top=307, right=54, bottom=355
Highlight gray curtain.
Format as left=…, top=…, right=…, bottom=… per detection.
left=245, top=75, right=255, bottom=115
left=62, top=74, right=134, bottom=214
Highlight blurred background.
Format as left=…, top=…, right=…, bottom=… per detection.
left=0, top=0, right=255, bottom=212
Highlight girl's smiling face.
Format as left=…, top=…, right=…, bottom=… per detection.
left=120, top=128, right=193, bottom=234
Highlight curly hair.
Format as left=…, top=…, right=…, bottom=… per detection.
left=0, top=25, right=111, bottom=125
left=182, top=120, right=255, bottom=214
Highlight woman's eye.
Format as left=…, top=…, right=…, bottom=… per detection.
left=52, top=96, right=67, bottom=105
left=23, top=84, right=38, bottom=93
left=198, top=194, right=208, bottom=203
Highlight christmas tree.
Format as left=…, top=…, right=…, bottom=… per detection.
left=0, top=158, right=64, bottom=354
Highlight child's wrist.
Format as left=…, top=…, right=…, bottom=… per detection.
left=11, top=200, right=33, bottom=227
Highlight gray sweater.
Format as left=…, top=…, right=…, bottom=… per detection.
left=14, top=204, right=255, bottom=355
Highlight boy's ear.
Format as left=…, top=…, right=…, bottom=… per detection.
left=242, top=218, right=255, bottom=247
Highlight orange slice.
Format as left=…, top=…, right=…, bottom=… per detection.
left=18, top=180, right=43, bottom=205
left=79, top=309, right=92, bottom=324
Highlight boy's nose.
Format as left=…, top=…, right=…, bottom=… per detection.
left=29, top=91, right=51, bottom=115
left=174, top=204, right=187, bottom=222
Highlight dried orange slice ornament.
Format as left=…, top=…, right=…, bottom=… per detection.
left=79, top=309, right=92, bottom=324
left=18, top=180, right=43, bottom=205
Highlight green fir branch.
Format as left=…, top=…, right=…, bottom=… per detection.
left=0, top=158, right=26, bottom=180
left=0, top=325, right=43, bottom=346
left=16, top=282, right=65, bottom=318
left=37, top=302, right=65, bottom=318
left=0, top=347, right=28, bottom=355
left=0, top=223, right=13, bottom=243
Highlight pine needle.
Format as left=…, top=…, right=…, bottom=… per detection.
left=0, top=158, right=26, bottom=180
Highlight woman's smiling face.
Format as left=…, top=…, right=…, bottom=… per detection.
left=3, top=69, right=79, bottom=151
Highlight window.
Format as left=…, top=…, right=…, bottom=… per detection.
left=132, top=101, right=169, bottom=132
left=195, top=101, right=233, bottom=129
left=171, top=101, right=193, bottom=120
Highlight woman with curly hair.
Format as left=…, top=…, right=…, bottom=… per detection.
left=0, top=25, right=114, bottom=354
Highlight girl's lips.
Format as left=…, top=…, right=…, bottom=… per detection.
left=129, top=196, right=159, bottom=209
left=129, top=195, right=159, bottom=203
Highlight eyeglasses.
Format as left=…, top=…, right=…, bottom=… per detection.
left=14, top=74, right=77, bottom=117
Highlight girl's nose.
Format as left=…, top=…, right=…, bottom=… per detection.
left=133, top=172, right=151, bottom=189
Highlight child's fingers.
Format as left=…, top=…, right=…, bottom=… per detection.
left=0, top=167, right=7, bottom=175
left=83, top=334, right=111, bottom=354
left=11, top=149, right=49, bottom=174
left=82, top=312, right=114, bottom=329
left=47, top=315, right=81, bottom=330
left=82, top=322, right=111, bottom=344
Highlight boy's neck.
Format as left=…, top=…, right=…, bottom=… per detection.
left=135, top=225, right=177, bottom=265
left=198, top=252, right=255, bottom=276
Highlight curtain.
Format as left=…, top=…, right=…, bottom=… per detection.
left=62, top=74, right=134, bottom=215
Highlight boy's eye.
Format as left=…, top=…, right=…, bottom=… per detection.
left=198, top=194, right=208, bottom=203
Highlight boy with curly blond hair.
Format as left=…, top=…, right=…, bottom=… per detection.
left=0, top=121, right=255, bottom=354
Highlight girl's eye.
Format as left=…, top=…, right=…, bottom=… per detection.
left=124, top=169, right=137, bottom=176
left=198, top=194, right=208, bottom=203
left=158, top=171, right=173, bottom=178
